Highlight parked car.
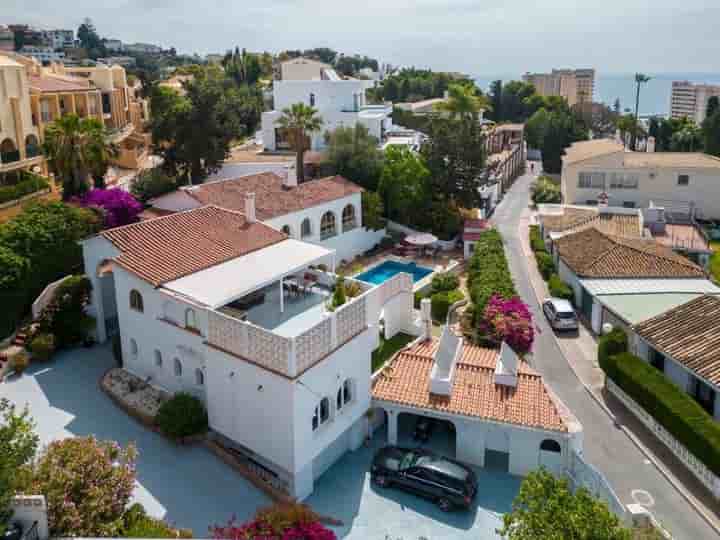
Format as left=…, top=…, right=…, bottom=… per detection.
left=371, top=446, right=477, bottom=511
left=413, top=416, right=435, bottom=442
left=542, top=297, right=579, bottom=331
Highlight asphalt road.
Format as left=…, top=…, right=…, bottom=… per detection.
left=492, top=170, right=718, bottom=540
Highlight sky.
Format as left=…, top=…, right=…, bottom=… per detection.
left=4, top=0, right=720, bottom=77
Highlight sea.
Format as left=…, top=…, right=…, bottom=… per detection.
left=474, top=73, right=720, bottom=118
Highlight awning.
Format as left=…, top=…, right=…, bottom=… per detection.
left=579, top=278, right=720, bottom=296
left=163, top=239, right=334, bottom=308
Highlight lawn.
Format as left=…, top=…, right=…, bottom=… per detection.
left=371, top=332, right=415, bottom=373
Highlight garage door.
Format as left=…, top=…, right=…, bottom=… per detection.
left=484, top=449, right=510, bottom=472
left=313, top=425, right=351, bottom=481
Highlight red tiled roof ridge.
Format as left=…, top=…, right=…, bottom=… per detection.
left=600, top=229, right=702, bottom=272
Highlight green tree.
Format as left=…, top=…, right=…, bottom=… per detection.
left=378, top=146, right=430, bottom=224
left=670, top=121, right=703, bottom=152
left=433, top=83, right=490, bottom=121
left=497, top=80, right=537, bottom=122
left=0, top=400, right=39, bottom=534
left=703, top=105, right=720, bottom=157
left=323, top=124, right=383, bottom=190
left=43, top=115, right=114, bottom=200
left=77, top=18, right=105, bottom=59
left=500, top=469, right=631, bottom=540
left=707, top=96, right=720, bottom=119
left=276, top=103, right=323, bottom=183
left=361, top=191, right=384, bottom=231
left=488, top=80, right=503, bottom=121
left=616, top=113, right=645, bottom=147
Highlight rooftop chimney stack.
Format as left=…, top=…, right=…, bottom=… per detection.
left=245, top=192, right=256, bottom=223
left=420, top=298, right=432, bottom=341
left=283, top=163, right=298, bottom=189
left=494, top=342, right=519, bottom=387
left=646, top=136, right=656, bottom=153
left=429, top=325, right=462, bottom=396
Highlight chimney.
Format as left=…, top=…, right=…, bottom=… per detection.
left=597, top=191, right=609, bottom=208
left=494, top=342, right=519, bottom=387
left=429, top=325, right=462, bottom=396
left=646, top=136, right=656, bottom=153
left=283, top=163, right=298, bottom=189
left=420, top=298, right=432, bottom=341
left=244, top=192, right=256, bottom=223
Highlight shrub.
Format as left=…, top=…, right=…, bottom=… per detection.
left=156, top=393, right=208, bottom=439
left=344, top=279, right=362, bottom=298
left=529, top=225, right=547, bottom=253
left=431, top=289, right=464, bottom=322
left=535, top=251, right=555, bottom=280
left=29, top=333, right=55, bottom=362
left=131, top=168, right=177, bottom=204
left=548, top=274, right=574, bottom=302
left=122, top=503, right=191, bottom=538
left=76, top=188, right=143, bottom=229
left=379, top=236, right=395, bottom=250
left=0, top=173, right=49, bottom=205
left=467, top=230, right=516, bottom=316
left=431, top=272, right=459, bottom=294
left=37, top=275, right=95, bottom=348
left=480, top=294, right=534, bottom=353
left=598, top=328, right=628, bottom=369
left=603, top=352, right=720, bottom=476
left=531, top=176, right=561, bottom=204
left=211, top=503, right=335, bottom=540
left=331, top=276, right=347, bottom=309
left=11, top=351, right=30, bottom=374
left=414, top=291, right=427, bottom=309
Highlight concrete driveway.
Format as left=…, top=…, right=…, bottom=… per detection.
left=2, top=345, right=270, bottom=536
left=308, top=414, right=521, bottom=539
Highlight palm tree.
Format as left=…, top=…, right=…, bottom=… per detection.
left=276, top=103, right=323, bottom=183
left=433, top=84, right=491, bottom=122
left=43, top=114, right=116, bottom=199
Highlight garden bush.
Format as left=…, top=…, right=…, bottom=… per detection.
left=548, top=274, right=574, bottom=302
left=602, top=352, right=720, bottom=476
left=38, top=276, right=95, bottom=348
left=467, top=230, right=516, bottom=316
left=480, top=294, right=534, bottom=353
left=11, top=351, right=29, bottom=374
left=0, top=174, right=49, bottom=205
left=29, top=333, right=55, bottom=362
left=156, top=393, right=208, bottom=439
left=211, top=503, right=335, bottom=540
left=77, top=188, right=142, bottom=229
left=431, top=272, right=459, bottom=294
left=531, top=176, right=562, bottom=204
left=597, top=328, right=628, bottom=368
left=130, top=168, right=177, bottom=204
left=528, top=225, right=547, bottom=253
left=122, top=503, right=191, bottom=538
left=430, top=289, right=464, bottom=322
left=535, top=251, right=555, bottom=280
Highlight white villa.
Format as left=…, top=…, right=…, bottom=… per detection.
left=147, top=166, right=385, bottom=263
left=84, top=204, right=417, bottom=499
left=262, top=61, right=392, bottom=151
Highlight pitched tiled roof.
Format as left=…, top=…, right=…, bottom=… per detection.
left=632, top=295, right=720, bottom=385
left=100, top=206, right=286, bottom=286
left=372, top=339, right=568, bottom=432
left=540, top=208, right=641, bottom=238
left=562, top=140, right=625, bottom=164
left=623, top=152, right=720, bottom=169
left=555, top=227, right=705, bottom=279
left=182, top=173, right=363, bottom=221
left=29, top=74, right=93, bottom=93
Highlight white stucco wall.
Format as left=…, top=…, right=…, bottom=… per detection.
left=557, top=259, right=583, bottom=307
left=82, top=235, right=123, bottom=343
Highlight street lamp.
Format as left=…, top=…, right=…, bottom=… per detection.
left=633, top=73, right=651, bottom=150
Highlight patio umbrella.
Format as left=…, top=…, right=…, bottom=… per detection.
left=404, top=233, right=438, bottom=247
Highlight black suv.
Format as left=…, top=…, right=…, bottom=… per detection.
left=371, top=446, right=477, bottom=511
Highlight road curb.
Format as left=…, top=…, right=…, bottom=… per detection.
left=516, top=217, right=720, bottom=537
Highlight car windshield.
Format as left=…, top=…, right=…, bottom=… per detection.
left=557, top=311, right=576, bottom=319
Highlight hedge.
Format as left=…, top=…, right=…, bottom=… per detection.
left=0, top=173, right=49, bottom=205
left=598, top=328, right=627, bottom=366
left=467, top=229, right=516, bottom=315
left=431, top=289, right=464, bottom=322
left=529, top=225, right=547, bottom=254
left=602, top=351, right=720, bottom=476
left=535, top=251, right=555, bottom=280
left=548, top=274, right=574, bottom=302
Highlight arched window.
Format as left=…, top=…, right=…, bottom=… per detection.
left=281, top=224, right=291, bottom=236
left=130, top=338, right=138, bottom=358
left=343, top=379, right=353, bottom=404
left=301, top=218, right=312, bottom=239
left=309, top=93, right=315, bottom=107
left=336, top=387, right=344, bottom=412
left=342, top=205, right=357, bottom=232
left=195, top=368, right=204, bottom=386
left=540, top=439, right=562, bottom=453
left=129, top=289, right=144, bottom=312
left=185, top=308, right=197, bottom=331
left=312, top=406, right=319, bottom=431
left=320, top=212, right=337, bottom=240
left=25, top=134, right=40, bottom=157
left=174, top=358, right=182, bottom=377
left=319, top=397, right=330, bottom=424
left=154, top=349, right=162, bottom=367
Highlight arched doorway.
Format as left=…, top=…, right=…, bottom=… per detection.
left=397, top=412, right=456, bottom=458
left=539, top=438, right=563, bottom=475
left=0, top=138, right=19, bottom=163
left=25, top=134, right=41, bottom=158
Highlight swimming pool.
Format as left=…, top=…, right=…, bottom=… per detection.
left=356, top=260, right=434, bottom=285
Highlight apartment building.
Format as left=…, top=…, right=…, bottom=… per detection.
left=42, top=29, right=74, bottom=50
left=523, top=68, right=595, bottom=106
left=670, top=81, right=720, bottom=124
left=19, top=46, right=65, bottom=64
left=262, top=61, right=392, bottom=151
left=123, top=42, right=163, bottom=54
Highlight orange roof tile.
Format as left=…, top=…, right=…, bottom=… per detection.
left=100, top=206, right=286, bottom=286
left=29, top=74, right=93, bottom=93
left=372, top=339, right=568, bottom=432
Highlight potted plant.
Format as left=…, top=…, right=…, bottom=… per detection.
left=12, top=351, right=30, bottom=375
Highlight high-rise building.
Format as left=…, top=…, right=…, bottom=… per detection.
left=523, top=68, right=595, bottom=106
left=670, top=81, right=720, bottom=124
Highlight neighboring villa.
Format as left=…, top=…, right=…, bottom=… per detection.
left=262, top=59, right=392, bottom=151
left=630, top=295, right=720, bottom=420
left=560, top=139, right=720, bottom=220
left=372, top=302, right=582, bottom=476
left=83, top=204, right=417, bottom=499
left=148, top=166, right=385, bottom=262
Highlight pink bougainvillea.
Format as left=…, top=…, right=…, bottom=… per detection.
left=481, top=294, right=534, bottom=353
left=77, top=188, right=142, bottom=228
left=211, top=505, right=336, bottom=540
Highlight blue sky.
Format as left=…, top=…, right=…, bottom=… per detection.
left=4, top=0, right=720, bottom=76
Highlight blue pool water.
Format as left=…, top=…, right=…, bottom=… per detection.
left=356, top=260, right=433, bottom=285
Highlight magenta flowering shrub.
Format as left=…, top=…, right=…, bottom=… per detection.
left=481, top=294, right=534, bottom=353
left=211, top=504, right=336, bottom=540
left=30, top=436, right=137, bottom=537
left=77, top=188, right=142, bottom=228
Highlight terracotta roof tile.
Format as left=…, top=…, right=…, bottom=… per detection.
left=632, top=295, right=720, bottom=385
left=372, top=339, right=567, bottom=432
left=556, top=227, right=705, bottom=279
left=29, top=74, right=93, bottom=93
left=100, top=206, right=286, bottom=286
left=183, top=173, right=363, bottom=221
left=541, top=208, right=640, bottom=238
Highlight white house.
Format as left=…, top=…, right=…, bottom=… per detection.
left=148, top=167, right=385, bottom=263
left=83, top=204, right=417, bottom=499
left=372, top=302, right=583, bottom=476
left=560, top=139, right=720, bottom=220
left=262, top=65, right=392, bottom=151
